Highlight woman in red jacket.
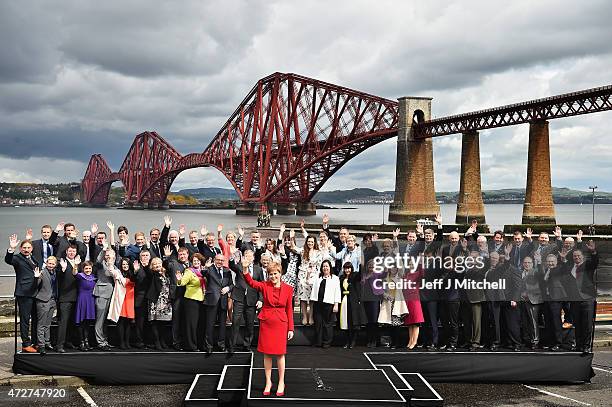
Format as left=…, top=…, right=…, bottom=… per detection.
left=242, top=255, right=294, bottom=397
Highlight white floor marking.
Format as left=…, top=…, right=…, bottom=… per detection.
left=523, top=384, right=590, bottom=406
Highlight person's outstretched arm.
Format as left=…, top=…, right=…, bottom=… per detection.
left=243, top=266, right=265, bottom=292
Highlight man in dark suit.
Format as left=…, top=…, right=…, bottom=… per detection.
left=56, top=244, right=80, bottom=353
left=148, top=227, right=162, bottom=258
left=88, top=224, right=107, bottom=264
left=464, top=250, right=487, bottom=350
left=415, top=215, right=444, bottom=254
left=488, top=231, right=506, bottom=255
left=541, top=253, right=569, bottom=351
left=133, top=250, right=152, bottom=348
left=500, top=248, right=523, bottom=351
left=228, top=250, right=263, bottom=353
left=165, top=247, right=191, bottom=350
left=484, top=251, right=505, bottom=350
left=160, top=216, right=183, bottom=261
left=185, top=230, right=200, bottom=256
left=202, top=254, right=234, bottom=354
left=509, top=230, right=534, bottom=270
left=239, top=229, right=265, bottom=265
left=52, top=222, right=87, bottom=260
left=5, top=235, right=38, bottom=352
left=31, top=224, right=57, bottom=268
left=198, top=232, right=222, bottom=262
left=562, top=241, right=598, bottom=353
left=440, top=231, right=467, bottom=351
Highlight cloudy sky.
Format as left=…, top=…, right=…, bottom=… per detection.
left=1, top=0, right=612, bottom=194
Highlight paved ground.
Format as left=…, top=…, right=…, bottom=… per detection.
left=1, top=336, right=611, bottom=406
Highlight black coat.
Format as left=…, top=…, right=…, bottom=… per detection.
left=166, top=258, right=188, bottom=298
left=5, top=251, right=38, bottom=297
left=146, top=270, right=176, bottom=303
left=198, top=243, right=222, bottom=262
left=229, top=260, right=263, bottom=306
left=201, top=265, right=233, bottom=308
left=134, top=265, right=153, bottom=307
left=340, top=272, right=367, bottom=327
left=57, top=260, right=78, bottom=303
left=52, top=235, right=87, bottom=260
left=501, top=263, right=522, bottom=303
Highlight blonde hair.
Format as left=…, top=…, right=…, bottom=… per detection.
left=46, top=256, right=58, bottom=264
left=150, top=257, right=165, bottom=273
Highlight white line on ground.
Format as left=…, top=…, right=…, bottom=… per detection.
left=593, top=366, right=612, bottom=374
left=523, top=385, right=590, bottom=406
left=77, top=386, right=98, bottom=407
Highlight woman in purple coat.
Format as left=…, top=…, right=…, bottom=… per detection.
left=75, top=261, right=97, bottom=351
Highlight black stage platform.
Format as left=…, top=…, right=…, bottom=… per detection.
left=14, top=346, right=595, bottom=385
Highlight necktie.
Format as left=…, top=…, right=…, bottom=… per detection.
left=45, top=242, right=51, bottom=260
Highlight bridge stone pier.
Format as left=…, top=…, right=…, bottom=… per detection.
left=236, top=201, right=258, bottom=215
left=296, top=202, right=317, bottom=216
left=522, top=120, right=556, bottom=224
left=276, top=202, right=297, bottom=216
left=389, top=97, right=440, bottom=223
left=456, top=130, right=486, bottom=224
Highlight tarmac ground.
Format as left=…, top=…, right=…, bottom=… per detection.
left=1, top=336, right=611, bottom=406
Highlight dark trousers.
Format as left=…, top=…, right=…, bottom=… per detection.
left=520, top=302, right=541, bottom=345
left=423, top=301, right=439, bottom=346
left=572, top=300, right=595, bottom=350
left=502, top=302, right=521, bottom=347
left=57, top=301, right=75, bottom=348
left=488, top=301, right=502, bottom=345
left=16, top=296, right=35, bottom=347
left=442, top=300, right=460, bottom=347
left=117, top=317, right=132, bottom=347
left=313, top=301, right=335, bottom=346
left=545, top=301, right=563, bottom=346
left=469, top=302, right=483, bottom=345
left=205, top=301, right=227, bottom=349
left=182, top=298, right=200, bottom=351
left=231, top=300, right=256, bottom=349
left=562, top=302, right=572, bottom=324
left=172, top=296, right=184, bottom=347
left=197, top=303, right=207, bottom=350
left=134, top=303, right=147, bottom=345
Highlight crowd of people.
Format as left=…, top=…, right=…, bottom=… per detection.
left=5, top=213, right=599, bottom=356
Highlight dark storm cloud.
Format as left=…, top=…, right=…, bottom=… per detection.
left=57, top=1, right=271, bottom=78
left=0, top=2, right=62, bottom=83
left=0, top=127, right=132, bottom=169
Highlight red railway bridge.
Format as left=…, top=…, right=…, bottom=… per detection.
left=81, top=72, right=612, bottom=223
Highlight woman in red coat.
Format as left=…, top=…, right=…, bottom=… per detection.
left=242, top=255, right=294, bottom=397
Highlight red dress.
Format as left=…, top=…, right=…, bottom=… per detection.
left=244, top=272, right=294, bottom=355
left=403, top=267, right=424, bottom=325
left=120, top=279, right=135, bottom=319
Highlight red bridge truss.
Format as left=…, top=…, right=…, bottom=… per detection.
left=81, top=73, right=612, bottom=206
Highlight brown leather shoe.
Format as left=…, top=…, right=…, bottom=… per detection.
left=22, top=346, right=37, bottom=353
left=562, top=322, right=573, bottom=329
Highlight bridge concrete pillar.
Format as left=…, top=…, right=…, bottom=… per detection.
left=522, top=120, right=556, bottom=224
left=455, top=130, right=486, bottom=224
left=276, top=202, right=296, bottom=216
left=236, top=201, right=258, bottom=215
left=296, top=202, right=317, bottom=216
left=389, top=96, right=439, bottom=223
